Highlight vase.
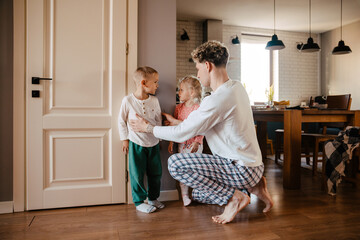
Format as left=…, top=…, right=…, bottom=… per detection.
left=268, top=100, right=274, bottom=108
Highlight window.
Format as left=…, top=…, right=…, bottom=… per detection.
left=240, top=34, right=278, bottom=104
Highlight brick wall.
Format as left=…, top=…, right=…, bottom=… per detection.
left=177, top=21, right=320, bottom=106
left=176, top=21, right=203, bottom=83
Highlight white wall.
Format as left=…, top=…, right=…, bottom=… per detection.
left=177, top=21, right=321, bottom=106
left=321, top=20, right=360, bottom=110
left=138, top=0, right=177, bottom=190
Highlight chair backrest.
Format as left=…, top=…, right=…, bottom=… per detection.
left=326, top=94, right=352, bottom=110
left=321, top=94, right=352, bottom=134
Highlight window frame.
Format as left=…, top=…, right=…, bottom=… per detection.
left=240, top=33, right=278, bottom=104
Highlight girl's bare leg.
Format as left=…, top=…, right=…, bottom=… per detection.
left=180, top=182, right=191, bottom=206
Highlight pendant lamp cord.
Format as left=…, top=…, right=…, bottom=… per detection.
left=273, top=0, right=275, bottom=34
left=309, top=0, right=311, bottom=37
left=340, top=0, right=343, bottom=40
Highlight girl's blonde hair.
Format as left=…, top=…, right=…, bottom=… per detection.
left=179, top=75, right=202, bottom=103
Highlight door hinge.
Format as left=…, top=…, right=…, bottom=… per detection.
left=125, top=170, right=129, bottom=183
left=126, top=43, right=129, bottom=55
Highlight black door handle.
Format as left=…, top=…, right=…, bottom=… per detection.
left=32, top=77, right=52, bottom=84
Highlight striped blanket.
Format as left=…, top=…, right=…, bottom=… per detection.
left=324, top=126, right=360, bottom=195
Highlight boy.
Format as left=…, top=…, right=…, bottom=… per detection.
left=118, top=66, right=164, bottom=213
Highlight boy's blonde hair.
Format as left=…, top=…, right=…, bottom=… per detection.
left=133, top=66, right=158, bottom=85
left=179, top=75, right=202, bottom=102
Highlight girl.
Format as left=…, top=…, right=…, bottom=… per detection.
left=168, top=75, right=204, bottom=206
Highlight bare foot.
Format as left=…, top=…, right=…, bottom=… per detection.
left=248, top=176, right=273, bottom=213
left=212, top=190, right=250, bottom=224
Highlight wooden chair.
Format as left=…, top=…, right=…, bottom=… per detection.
left=255, top=125, right=274, bottom=156
left=303, top=133, right=337, bottom=175
left=320, top=95, right=352, bottom=134
left=304, top=94, right=352, bottom=175
left=275, top=129, right=309, bottom=164
left=267, top=138, right=274, bottom=155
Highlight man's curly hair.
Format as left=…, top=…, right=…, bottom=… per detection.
left=191, top=40, right=229, bottom=67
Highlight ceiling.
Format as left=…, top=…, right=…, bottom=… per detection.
left=177, top=0, right=360, bottom=34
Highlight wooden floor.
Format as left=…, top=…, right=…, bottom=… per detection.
left=1, top=159, right=360, bottom=240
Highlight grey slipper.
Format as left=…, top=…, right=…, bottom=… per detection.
left=148, top=200, right=165, bottom=209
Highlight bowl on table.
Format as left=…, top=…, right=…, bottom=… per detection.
left=274, top=105, right=287, bottom=110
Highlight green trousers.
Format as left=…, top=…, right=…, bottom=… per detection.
left=129, top=141, right=162, bottom=206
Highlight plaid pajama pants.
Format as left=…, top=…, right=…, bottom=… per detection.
left=168, top=153, right=264, bottom=206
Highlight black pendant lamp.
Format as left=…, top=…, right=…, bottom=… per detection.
left=232, top=35, right=240, bottom=44
left=265, top=0, right=285, bottom=50
left=299, top=0, right=320, bottom=52
left=332, top=0, right=352, bottom=55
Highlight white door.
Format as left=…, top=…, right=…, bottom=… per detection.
left=26, top=0, right=127, bottom=210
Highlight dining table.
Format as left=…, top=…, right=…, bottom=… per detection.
left=253, top=109, right=360, bottom=189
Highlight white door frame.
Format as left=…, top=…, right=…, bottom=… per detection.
left=13, top=0, right=138, bottom=212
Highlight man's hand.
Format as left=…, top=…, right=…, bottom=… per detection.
left=162, top=112, right=182, bottom=126
left=190, top=142, right=200, bottom=153
left=129, top=114, right=149, bottom=132
left=122, top=140, right=129, bottom=154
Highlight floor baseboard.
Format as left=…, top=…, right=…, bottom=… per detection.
left=127, top=189, right=179, bottom=204
left=158, top=189, right=179, bottom=202
left=0, top=201, right=13, bottom=214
